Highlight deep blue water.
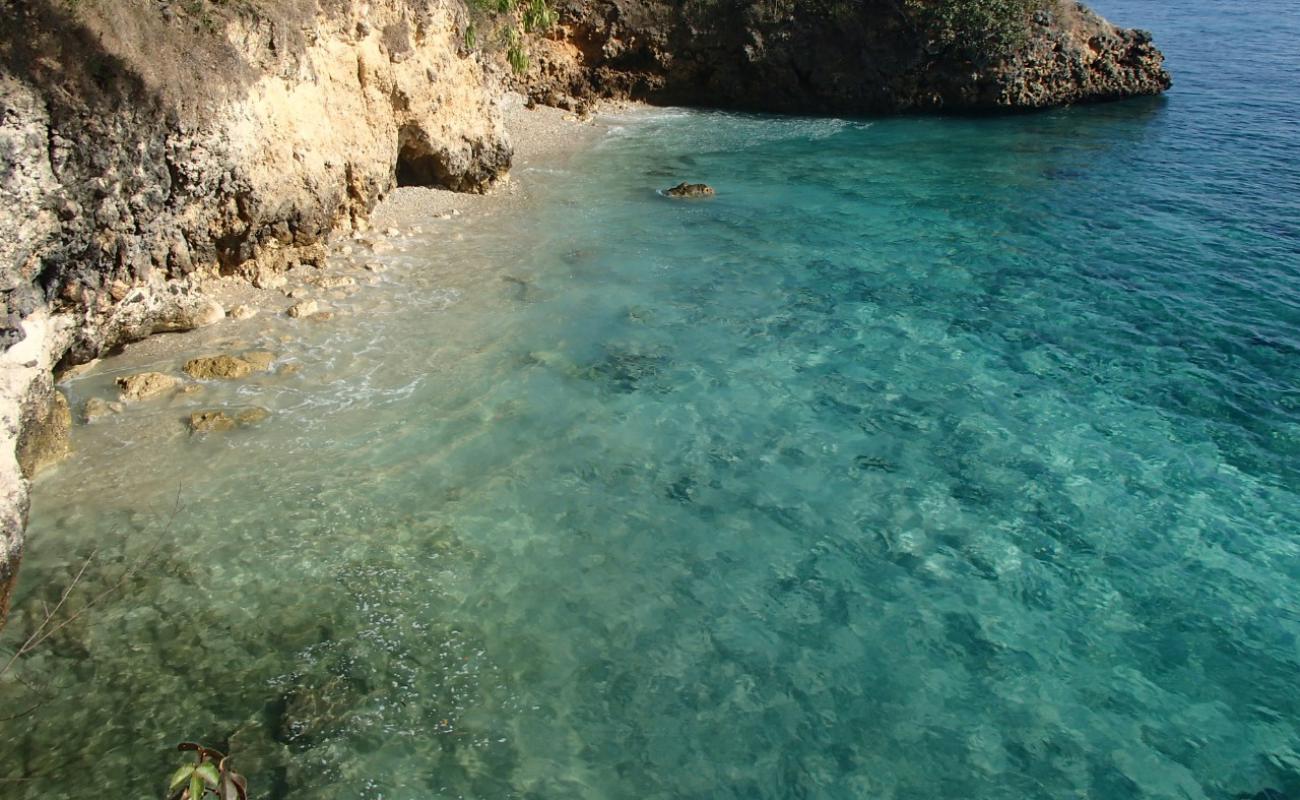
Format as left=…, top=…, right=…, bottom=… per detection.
left=4, top=1, right=1300, bottom=798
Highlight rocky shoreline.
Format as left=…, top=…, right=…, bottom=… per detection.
left=0, top=0, right=1169, bottom=623
left=0, top=87, right=610, bottom=622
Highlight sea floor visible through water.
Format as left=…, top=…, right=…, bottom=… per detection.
left=4, top=2, right=1300, bottom=798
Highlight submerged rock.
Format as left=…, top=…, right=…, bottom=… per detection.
left=188, top=410, right=236, bottom=433
left=241, top=350, right=276, bottom=371
left=665, top=182, right=715, bottom=198
left=183, top=352, right=275, bottom=380
left=236, top=407, right=271, bottom=425
left=286, top=300, right=319, bottom=319
left=584, top=348, right=671, bottom=394
left=311, top=275, right=355, bottom=289
left=854, top=455, right=898, bottom=473
left=116, top=371, right=180, bottom=401
left=82, top=397, right=123, bottom=422
left=227, top=304, right=259, bottom=321
left=188, top=406, right=270, bottom=433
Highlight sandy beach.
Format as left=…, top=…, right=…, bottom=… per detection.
left=192, top=94, right=630, bottom=327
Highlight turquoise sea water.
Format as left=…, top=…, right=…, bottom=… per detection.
left=5, top=2, right=1300, bottom=798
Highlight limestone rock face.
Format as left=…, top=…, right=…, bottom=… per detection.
left=0, top=0, right=514, bottom=358
left=15, top=388, right=69, bottom=479
left=0, top=311, right=69, bottom=628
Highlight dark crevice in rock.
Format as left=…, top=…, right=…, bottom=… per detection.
left=395, top=125, right=451, bottom=189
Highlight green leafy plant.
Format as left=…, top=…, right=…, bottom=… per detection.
left=166, top=743, right=247, bottom=800
left=522, top=0, right=558, bottom=33
left=904, top=0, right=1045, bottom=58
left=463, top=0, right=556, bottom=75
left=504, top=26, right=529, bottom=74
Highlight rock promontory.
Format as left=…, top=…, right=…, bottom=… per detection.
left=524, top=0, right=1171, bottom=114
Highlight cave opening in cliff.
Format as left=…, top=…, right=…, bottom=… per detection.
left=395, top=127, right=449, bottom=188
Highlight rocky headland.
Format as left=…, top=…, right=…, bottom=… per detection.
left=0, top=0, right=1169, bottom=621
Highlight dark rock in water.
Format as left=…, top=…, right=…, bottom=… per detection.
left=667, top=476, right=696, bottom=503
left=665, top=182, right=715, bottom=198
left=584, top=348, right=671, bottom=394
left=502, top=275, right=530, bottom=302
left=274, top=669, right=370, bottom=751
left=854, top=455, right=897, bottom=473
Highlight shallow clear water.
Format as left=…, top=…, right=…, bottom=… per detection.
left=5, top=2, right=1300, bottom=798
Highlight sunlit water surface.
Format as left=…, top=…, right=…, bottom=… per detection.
left=4, top=2, right=1300, bottom=798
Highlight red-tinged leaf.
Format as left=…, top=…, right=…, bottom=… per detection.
left=228, top=771, right=248, bottom=800
left=177, top=742, right=202, bottom=752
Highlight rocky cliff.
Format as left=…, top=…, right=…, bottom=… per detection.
left=524, top=0, right=1170, bottom=113
left=0, top=0, right=1169, bottom=623
left=0, top=0, right=515, bottom=621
